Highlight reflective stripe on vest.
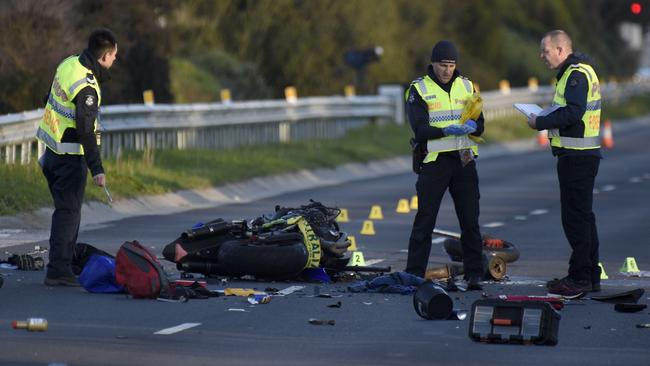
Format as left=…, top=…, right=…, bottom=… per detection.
left=36, top=127, right=82, bottom=154
left=427, top=135, right=475, bottom=152
left=47, top=93, right=75, bottom=120
left=409, top=75, right=477, bottom=162
left=549, top=63, right=601, bottom=150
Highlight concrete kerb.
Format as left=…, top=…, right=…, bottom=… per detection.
left=0, top=138, right=540, bottom=248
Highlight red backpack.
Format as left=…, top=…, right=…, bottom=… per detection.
left=115, top=240, right=173, bottom=299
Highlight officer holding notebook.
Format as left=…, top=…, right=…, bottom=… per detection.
left=527, top=30, right=602, bottom=299
left=404, top=40, right=485, bottom=290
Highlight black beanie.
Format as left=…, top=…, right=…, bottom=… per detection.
left=430, top=40, right=458, bottom=64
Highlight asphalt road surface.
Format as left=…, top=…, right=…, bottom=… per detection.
left=1, top=118, right=649, bottom=366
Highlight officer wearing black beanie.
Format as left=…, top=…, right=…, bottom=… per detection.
left=404, top=40, right=486, bottom=290
left=430, top=40, right=458, bottom=64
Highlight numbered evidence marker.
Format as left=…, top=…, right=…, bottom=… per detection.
left=360, top=220, right=376, bottom=235
left=619, top=257, right=640, bottom=273
left=410, top=195, right=418, bottom=210
left=396, top=199, right=410, bottom=213
left=336, top=208, right=349, bottom=223
left=347, top=251, right=366, bottom=267
left=347, top=235, right=358, bottom=251
left=598, top=262, right=608, bottom=280
left=369, top=205, right=383, bottom=220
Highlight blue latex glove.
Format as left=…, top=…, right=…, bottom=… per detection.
left=465, top=119, right=477, bottom=131
left=442, top=123, right=476, bottom=136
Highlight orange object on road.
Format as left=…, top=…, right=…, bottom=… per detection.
left=602, top=119, right=613, bottom=149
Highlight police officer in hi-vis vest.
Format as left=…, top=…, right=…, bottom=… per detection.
left=37, top=28, right=117, bottom=286
left=405, top=41, right=485, bottom=290
left=528, top=30, right=602, bottom=299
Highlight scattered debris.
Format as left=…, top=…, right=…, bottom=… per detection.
left=12, top=318, right=48, bottom=332
left=614, top=303, right=647, bottom=313
left=308, top=318, right=335, bottom=326
left=247, top=294, right=272, bottom=305
left=591, top=289, right=644, bottom=304
left=224, top=288, right=259, bottom=297
left=276, top=285, right=305, bottom=296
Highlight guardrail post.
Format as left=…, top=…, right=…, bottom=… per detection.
left=143, top=90, right=155, bottom=106
left=344, top=85, right=356, bottom=97
left=220, top=89, right=232, bottom=104
left=499, top=80, right=511, bottom=95
left=378, top=84, right=405, bottom=124
left=6, top=144, right=16, bottom=164
left=528, top=77, right=539, bottom=92
left=285, top=86, right=298, bottom=103
left=279, top=122, right=291, bottom=143
left=20, top=142, right=30, bottom=164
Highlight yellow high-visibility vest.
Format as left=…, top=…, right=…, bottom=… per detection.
left=549, top=63, right=601, bottom=149
left=408, top=75, right=477, bottom=162
left=37, top=55, right=101, bottom=155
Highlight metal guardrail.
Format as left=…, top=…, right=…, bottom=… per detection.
left=1, top=81, right=649, bottom=164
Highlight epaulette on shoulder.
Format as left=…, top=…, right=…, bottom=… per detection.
left=411, top=76, right=425, bottom=84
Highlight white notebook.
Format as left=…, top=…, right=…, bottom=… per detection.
left=514, top=103, right=560, bottom=117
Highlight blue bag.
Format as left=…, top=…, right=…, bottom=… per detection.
left=79, top=254, right=126, bottom=293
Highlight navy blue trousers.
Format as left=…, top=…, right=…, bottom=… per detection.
left=557, top=155, right=601, bottom=283
left=41, top=148, right=87, bottom=278
left=405, top=153, right=483, bottom=279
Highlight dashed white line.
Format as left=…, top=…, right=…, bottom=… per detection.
left=365, top=259, right=384, bottom=266
left=154, top=323, right=201, bottom=335
left=483, top=222, right=504, bottom=228
left=629, top=177, right=642, bottom=183
left=514, top=215, right=527, bottom=221
left=529, top=209, right=548, bottom=215
left=601, top=184, right=616, bottom=192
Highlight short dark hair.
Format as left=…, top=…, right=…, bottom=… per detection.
left=88, top=28, right=117, bottom=60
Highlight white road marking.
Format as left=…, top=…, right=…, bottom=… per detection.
left=629, top=177, right=642, bottom=183
left=514, top=215, right=527, bottom=221
left=601, top=184, right=616, bottom=192
left=399, top=249, right=409, bottom=253
left=529, top=209, right=548, bottom=215
left=365, top=259, right=384, bottom=266
left=154, top=323, right=201, bottom=335
left=432, top=238, right=446, bottom=244
left=483, top=222, right=504, bottom=228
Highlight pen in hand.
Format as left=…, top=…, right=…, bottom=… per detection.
left=103, top=184, right=113, bottom=204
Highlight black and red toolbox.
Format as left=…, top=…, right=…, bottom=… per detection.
left=468, top=299, right=561, bottom=345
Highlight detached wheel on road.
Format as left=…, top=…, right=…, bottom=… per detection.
left=487, top=255, right=507, bottom=280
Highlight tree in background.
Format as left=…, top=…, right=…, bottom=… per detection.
left=0, top=1, right=78, bottom=113
left=0, top=0, right=646, bottom=114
